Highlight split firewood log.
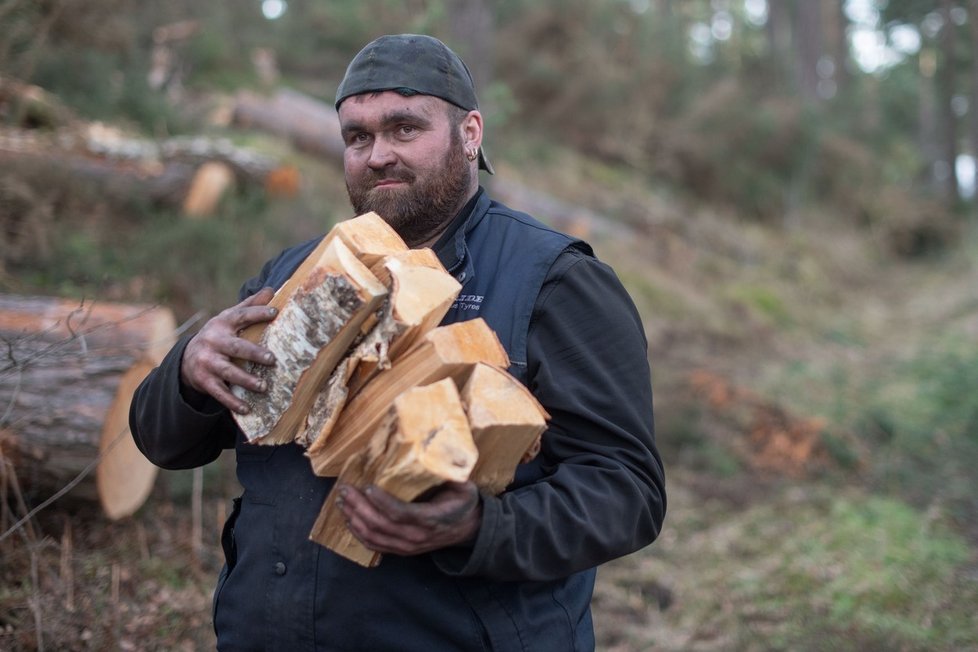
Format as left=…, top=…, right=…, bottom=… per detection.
left=461, top=362, right=549, bottom=494
left=296, top=248, right=461, bottom=447
left=309, top=378, right=478, bottom=566
left=307, top=318, right=508, bottom=477
left=0, top=295, right=175, bottom=519
left=231, top=236, right=387, bottom=444
left=231, top=212, right=408, bottom=444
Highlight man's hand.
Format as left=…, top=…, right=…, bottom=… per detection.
left=337, top=481, right=482, bottom=556
left=181, top=287, right=278, bottom=414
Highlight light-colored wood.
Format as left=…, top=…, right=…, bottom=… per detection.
left=238, top=213, right=406, bottom=347
left=297, top=249, right=460, bottom=447
left=232, top=237, right=387, bottom=444
left=461, top=363, right=550, bottom=495
left=309, top=378, right=477, bottom=566
left=182, top=161, right=235, bottom=217
left=307, top=318, right=508, bottom=476
left=348, top=248, right=461, bottom=395
left=0, top=295, right=174, bottom=519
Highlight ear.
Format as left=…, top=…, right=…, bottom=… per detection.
left=461, top=110, right=484, bottom=150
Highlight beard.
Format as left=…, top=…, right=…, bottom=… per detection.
left=345, top=134, right=471, bottom=247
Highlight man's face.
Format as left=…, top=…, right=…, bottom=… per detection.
left=339, top=91, right=472, bottom=247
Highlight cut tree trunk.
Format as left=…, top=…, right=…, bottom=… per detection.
left=0, top=295, right=175, bottom=519
left=309, top=378, right=478, bottom=566
left=182, top=160, right=235, bottom=217
left=232, top=88, right=346, bottom=160
left=307, top=318, right=508, bottom=477
left=461, top=362, right=549, bottom=495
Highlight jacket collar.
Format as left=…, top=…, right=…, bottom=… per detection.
left=433, top=186, right=491, bottom=275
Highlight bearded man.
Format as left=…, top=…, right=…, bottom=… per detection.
left=130, top=34, right=665, bottom=652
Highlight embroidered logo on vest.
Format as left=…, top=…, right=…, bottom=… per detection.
left=451, top=294, right=484, bottom=312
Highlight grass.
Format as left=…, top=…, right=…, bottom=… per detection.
left=595, top=481, right=978, bottom=652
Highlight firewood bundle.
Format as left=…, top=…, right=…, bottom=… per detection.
left=231, top=213, right=549, bottom=565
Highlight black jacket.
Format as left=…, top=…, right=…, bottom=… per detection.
left=130, top=190, right=666, bottom=651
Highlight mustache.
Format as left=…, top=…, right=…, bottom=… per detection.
left=368, top=169, right=416, bottom=185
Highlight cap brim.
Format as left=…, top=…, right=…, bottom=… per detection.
left=478, top=146, right=494, bottom=175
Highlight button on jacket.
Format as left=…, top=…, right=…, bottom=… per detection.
left=130, top=189, right=666, bottom=651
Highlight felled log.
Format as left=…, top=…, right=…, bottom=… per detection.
left=307, top=318, right=508, bottom=477
left=296, top=248, right=461, bottom=447
left=461, top=363, right=549, bottom=495
left=182, top=161, right=236, bottom=217
left=309, top=378, right=478, bottom=566
left=231, top=235, right=388, bottom=444
left=0, top=295, right=175, bottom=519
left=0, top=147, right=197, bottom=209
left=232, top=89, right=345, bottom=160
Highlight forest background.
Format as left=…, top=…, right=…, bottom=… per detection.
left=1, top=0, right=978, bottom=650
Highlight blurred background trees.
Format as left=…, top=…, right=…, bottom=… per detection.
left=2, top=0, right=976, bottom=230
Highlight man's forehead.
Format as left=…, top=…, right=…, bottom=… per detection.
left=338, top=91, right=449, bottom=122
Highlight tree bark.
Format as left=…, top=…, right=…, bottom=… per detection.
left=232, top=235, right=389, bottom=445
left=0, top=295, right=175, bottom=519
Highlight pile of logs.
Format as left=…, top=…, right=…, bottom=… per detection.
left=232, top=212, right=548, bottom=566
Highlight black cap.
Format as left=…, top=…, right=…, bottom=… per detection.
left=335, top=34, right=494, bottom=174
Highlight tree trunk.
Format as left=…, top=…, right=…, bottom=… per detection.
left=446, top=0, right=495, bottom=95
left=0, top=295, right=175, bottom=519
left=794, top=0, right=823, bottom=102
left=969, top=0, right=978, bottom=207
left=232, top=89, right=345, bottom=160
left=939, top=0, right=960, bottom=204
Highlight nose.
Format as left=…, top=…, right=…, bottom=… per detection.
left=366, top=137, right=397, bottom=170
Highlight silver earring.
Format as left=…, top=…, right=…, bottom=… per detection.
left=466, top=148, right=478, bottom=161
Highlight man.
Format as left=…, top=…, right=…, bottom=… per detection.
left=131, top=34, right=665, bottom=651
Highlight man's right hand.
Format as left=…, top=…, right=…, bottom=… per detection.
left=181, top=287, right=279, bottom=415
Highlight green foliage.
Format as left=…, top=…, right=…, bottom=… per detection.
left=30, top=45, right=183, bottom=133
left=725, top=492, right=976, bottom=651
left=725, top=283, right=792, bottom=326
left=861, top=334, right=978, bottom=519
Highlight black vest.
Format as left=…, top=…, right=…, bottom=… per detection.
left=213, top=195, right=597, bottom=651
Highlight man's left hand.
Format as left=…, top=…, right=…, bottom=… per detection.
left=336, top=481, right=482, bottom=556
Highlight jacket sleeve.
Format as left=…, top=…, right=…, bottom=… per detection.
left=433, top=249, right=666, bottom=581
left=128, top=334, right=238, bottom=469
left=128, top=249, right=290, bottom=470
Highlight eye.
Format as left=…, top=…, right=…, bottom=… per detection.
left=345, top=132, right=370, bottom=147
left=397, top=125, right=417, bottom=138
